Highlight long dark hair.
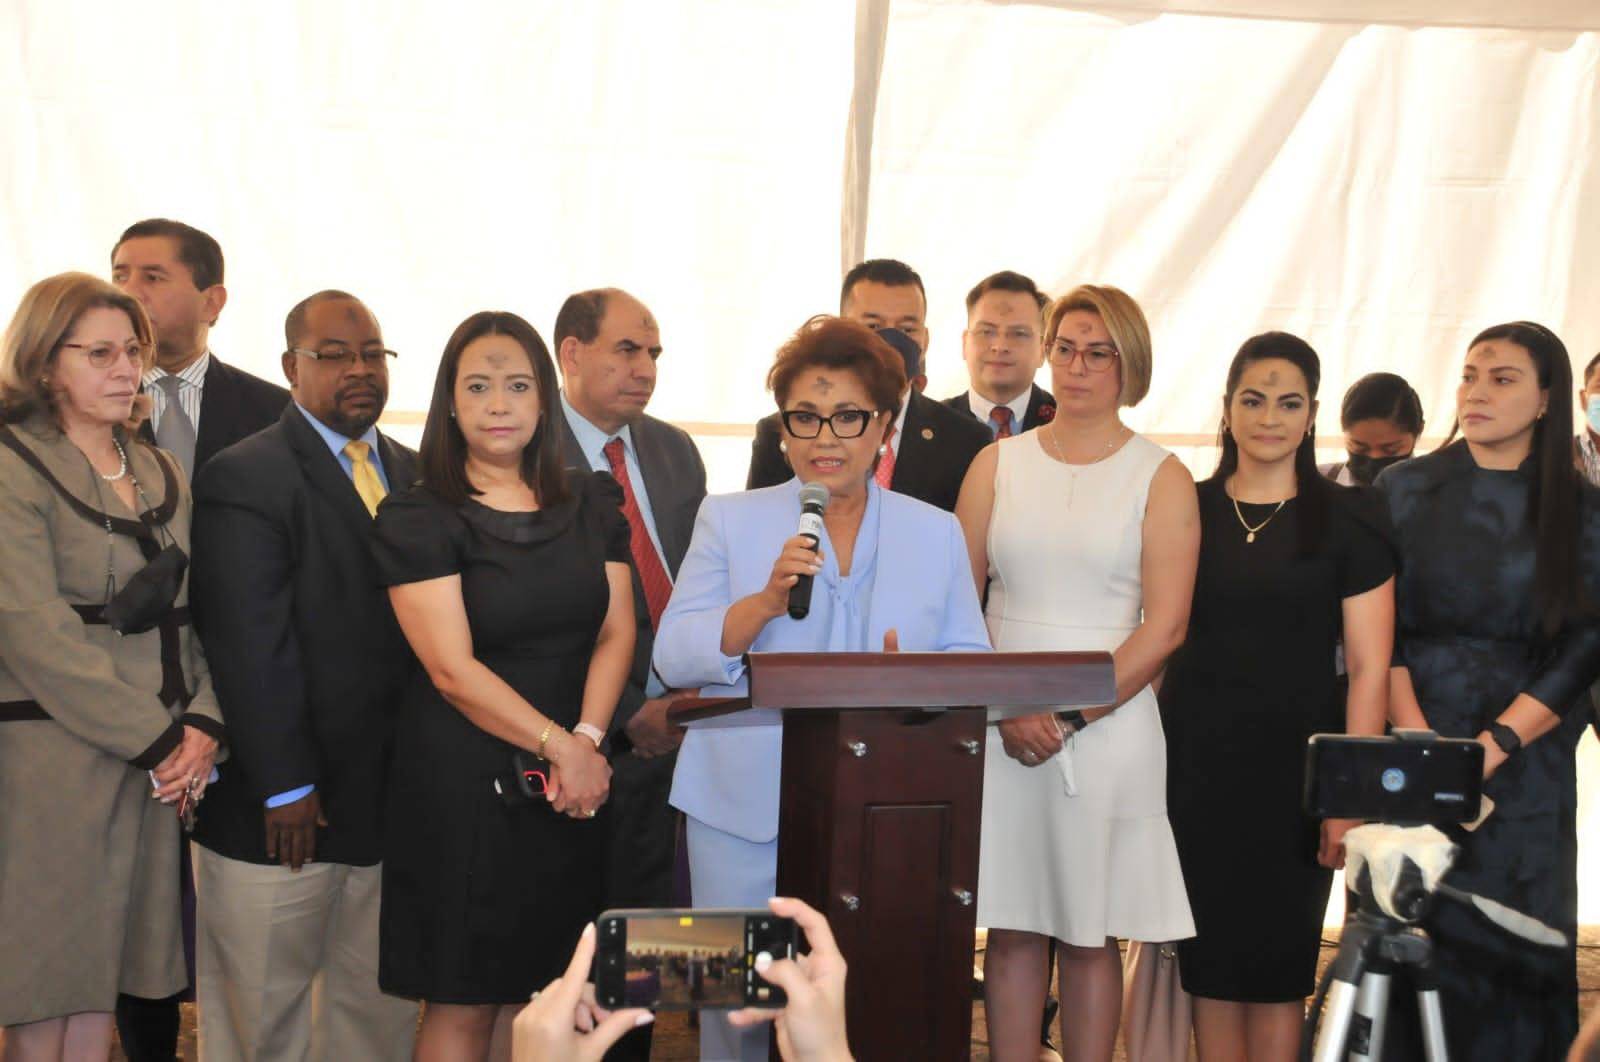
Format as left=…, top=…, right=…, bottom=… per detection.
left=1448, top=321, right=1581, bottom=639
left=1214, top=331, right=1331, bottom=556
left=419, top=311, right=570, bottom=508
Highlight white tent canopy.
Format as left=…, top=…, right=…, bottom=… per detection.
left=4, top=0, right=1599, bottom=916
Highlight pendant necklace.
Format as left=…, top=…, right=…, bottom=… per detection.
left=1045, top=421, right=1126, bottom=508
left=1229, top=483, right=1287, bottom=544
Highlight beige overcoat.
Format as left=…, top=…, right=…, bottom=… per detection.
left=0, top=413, right=222, bottom=1026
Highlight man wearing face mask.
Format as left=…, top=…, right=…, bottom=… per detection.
left=1319, top=372, right=1425, bottom=487
left=187, top=291, right=421, bottom=1061
left=1574, top=352, right=1600, bottom=487
left=746, top=259, right=991, bottom=512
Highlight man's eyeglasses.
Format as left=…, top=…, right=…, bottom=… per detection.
left=287, top=346, right=398, bottom=366
left=59, top=342, right=145, bottom=369
left=1049, top=341, right=1120, bottom=373
left=780, top=409, right=881, bottom=439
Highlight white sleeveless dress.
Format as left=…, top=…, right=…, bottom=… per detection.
left=976, top=431, right=1195, bottom=946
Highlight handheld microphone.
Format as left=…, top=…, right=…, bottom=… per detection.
left=788, top=482, right=830, bottom=620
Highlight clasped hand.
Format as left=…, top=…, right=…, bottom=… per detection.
left=151, top=724, right=219, bottom=803
left=546, top=732, right=611, bottom=819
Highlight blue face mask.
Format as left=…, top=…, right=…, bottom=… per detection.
left=1588, top=395, right=1600, bottom=434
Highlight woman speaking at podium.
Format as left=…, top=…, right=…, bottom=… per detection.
left=653, top=316, right=990, bottom=1062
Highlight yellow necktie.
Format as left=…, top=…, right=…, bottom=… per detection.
left=344, top=440, right=387, bottom=517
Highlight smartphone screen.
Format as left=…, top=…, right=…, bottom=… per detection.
left=1303, top=733, right=1483, bottom=823
left=595, top=908, right=797, bottom=1010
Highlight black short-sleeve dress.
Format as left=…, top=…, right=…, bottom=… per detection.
left=371, top=471, right=631, bottom=1004
left=1158, top=477, right=1394, bottom=1001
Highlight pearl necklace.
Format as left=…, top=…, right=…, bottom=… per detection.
left=99, top=438, right=129, bottom=482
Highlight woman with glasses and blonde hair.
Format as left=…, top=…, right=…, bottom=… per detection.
left=0, top=273, right=223, bottom=1060
left=956, top=285, right=1198, bottom=1062
left=655, top=315, right=990, bottom=1062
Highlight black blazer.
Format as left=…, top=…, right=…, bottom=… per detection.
left=138, top=356, right=291, bottom=476
left=746, top=390, right=992, bottom=513
left=556, top=407, right=706, bottom=740
left=944, top=383, right=1055, bottom=433
left=189, top=405, right=419, bottom=866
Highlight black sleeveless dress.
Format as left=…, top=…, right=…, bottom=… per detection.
left=371, top=472, right=630, bottom=1004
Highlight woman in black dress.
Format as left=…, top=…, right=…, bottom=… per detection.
left=372, top=311, right=634, bottom=1060
left=1379, top=321, right=1600, bottom=1060
left=1160, top=333, right=1394, bottom=1061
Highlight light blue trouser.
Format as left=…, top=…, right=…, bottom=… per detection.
left=685, top=815, right=778, bottom=1062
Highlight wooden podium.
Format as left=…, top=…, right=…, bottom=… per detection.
left=671, top=650, right=1114, bottom=1061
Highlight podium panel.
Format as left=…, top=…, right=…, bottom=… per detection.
left=671, top=650, right=1114, bottom=1061
left=776, top=708, right=986, bottom=1061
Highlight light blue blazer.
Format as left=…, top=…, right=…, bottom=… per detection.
left=656, top=478, right=991, bottom=843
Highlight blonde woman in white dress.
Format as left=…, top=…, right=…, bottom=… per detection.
left=956, top=284, right=1199, bottom=1062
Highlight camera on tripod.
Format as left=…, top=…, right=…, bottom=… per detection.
left=1298, top=730, right=1562, bottom=1062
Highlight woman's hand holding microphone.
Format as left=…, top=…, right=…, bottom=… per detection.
left=758, top=535, right=825, bottom=618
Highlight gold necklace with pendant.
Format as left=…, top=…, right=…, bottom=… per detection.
left=1230, top=489, right=1287, bottom=544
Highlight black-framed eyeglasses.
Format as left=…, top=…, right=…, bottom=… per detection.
left=287, top=346, right=398, bottom=366
left=59, top=341, right=145, bottom=369
left=1049, top=340, right=1120, bottom=373
left=780, top=408, right=882, bottom=439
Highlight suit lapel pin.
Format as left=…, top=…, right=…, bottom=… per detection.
left=921, top=428, right=934, bottom=440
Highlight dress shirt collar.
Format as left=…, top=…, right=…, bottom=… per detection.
left=142, top=350, right=211, bottom=390
left=294, top=401, right=383, bottom=459
left=966, top=387, right=1029, bottom=431
left=562, top=392, right=635, bottom=467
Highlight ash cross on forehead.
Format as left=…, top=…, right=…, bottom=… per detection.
left=815, top=375, right=834, bottom=394
left=1264, top=368, right=1281, bottom=386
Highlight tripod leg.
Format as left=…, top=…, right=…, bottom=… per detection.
left=1414, top=988, right=1448, bottom=1062
left=1346, top=965, right=1391, bottom=1061
left=1312, top=981, right=1361, bottom=1062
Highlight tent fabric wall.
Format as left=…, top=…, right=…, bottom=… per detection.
left=4, top=0, right=1600, bottom=919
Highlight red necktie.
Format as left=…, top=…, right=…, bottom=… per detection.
left=989, top=405, right=1014, bottom=440
left=874, top=425, right=897, bottom=489
left=602, top=438, right=673, bottom=630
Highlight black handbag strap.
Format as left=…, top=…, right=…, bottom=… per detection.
left=0, top=424, right=179, bottom=539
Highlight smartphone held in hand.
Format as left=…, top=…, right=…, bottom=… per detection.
left=594, top=908, right=799, bottom=1011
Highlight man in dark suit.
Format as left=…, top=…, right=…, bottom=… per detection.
left=944, top=270, right=1055, bottom=438
left=113, top=219, right=289, bottom=476
left=746, top=259, right=990, bottom=512
left=108, top=218, right=290, bottom=1062
left=188, top=291, right=419, bottom=1061
left=551, top=288, right=706, bottom=1062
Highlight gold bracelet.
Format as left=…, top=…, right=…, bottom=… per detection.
left=537, top=721, right=556, bottom=760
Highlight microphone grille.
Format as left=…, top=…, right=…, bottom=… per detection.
left=798, top=482, right=831, bottom=510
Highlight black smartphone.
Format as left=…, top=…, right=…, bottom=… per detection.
left=1303, top=732, right=1483, bottom=823
left=594, top=908, right=799, bottom=1010
left=491, top=750, right=550, bottom=807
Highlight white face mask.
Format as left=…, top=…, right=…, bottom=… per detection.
left=1587, top=394, right=1600, bottom=434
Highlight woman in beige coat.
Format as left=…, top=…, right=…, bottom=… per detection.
left=0, top=273, right=223, bottom=1060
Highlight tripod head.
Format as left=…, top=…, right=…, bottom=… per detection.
left=1345, top=824, right=1457, bottom=923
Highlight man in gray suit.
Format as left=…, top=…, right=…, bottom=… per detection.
left=552, top=288, right=706, bottom=1062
